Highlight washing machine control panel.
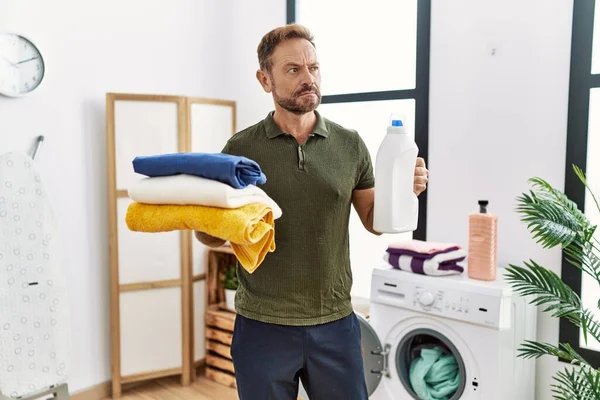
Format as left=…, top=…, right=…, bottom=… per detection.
left=410, top=284, right=508, bottom=327
left=370, top=269, right=511, bottom=328
left=413, top=288, right=470, bottom=314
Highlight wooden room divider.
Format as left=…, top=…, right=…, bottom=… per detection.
left=105, top=93, right=236, bottom=398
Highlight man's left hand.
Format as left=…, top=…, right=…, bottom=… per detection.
left=414, top=157, right=428, bottom=196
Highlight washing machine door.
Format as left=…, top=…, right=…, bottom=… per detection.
left=356, top=312, right=385, bottom=396
left=395, top=327, right=467, bottom=400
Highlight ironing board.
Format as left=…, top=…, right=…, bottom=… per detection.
left=0, top=140, right=70, bottom=399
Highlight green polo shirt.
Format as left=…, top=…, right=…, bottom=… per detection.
left=221, top=110, right=374, bottom=326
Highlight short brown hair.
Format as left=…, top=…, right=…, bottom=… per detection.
left=257, top=24, right=316, bottom=73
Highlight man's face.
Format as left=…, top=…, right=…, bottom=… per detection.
left=259, top=38, right=322, bottom=115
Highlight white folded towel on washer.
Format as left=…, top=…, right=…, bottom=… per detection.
left=127, top=174, right=282, bottom=219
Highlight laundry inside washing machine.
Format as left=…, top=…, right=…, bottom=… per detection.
left=396, top=329, right=466, bottom=400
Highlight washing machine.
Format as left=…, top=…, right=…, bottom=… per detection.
left=357, top=265, right=537, bottom=400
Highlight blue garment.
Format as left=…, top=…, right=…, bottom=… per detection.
left=230, top=313, right=368, bottom=400
left=132, top=152, right=267, bottom=189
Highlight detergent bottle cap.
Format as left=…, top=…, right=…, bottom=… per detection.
left=388, top=113, right=407, bottom=132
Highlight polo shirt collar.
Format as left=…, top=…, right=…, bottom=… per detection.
left=264, top=110, right=329, bottom=139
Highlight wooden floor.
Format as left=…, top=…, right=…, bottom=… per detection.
left=106, top=375, right=239, bottom=400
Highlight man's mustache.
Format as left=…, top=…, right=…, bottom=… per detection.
left=294, top=86, right=320, bottom=96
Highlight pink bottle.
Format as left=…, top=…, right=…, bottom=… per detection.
left=467, top=200, right=498, bottom=281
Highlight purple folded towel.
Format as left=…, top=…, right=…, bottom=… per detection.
left=386, top=246, right=462, bottom=260
left=383, top=247, right=466, bottom=276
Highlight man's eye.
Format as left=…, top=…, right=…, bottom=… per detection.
left=290, top=68, right=298, bottom=73
left=311, top=66, right=319, bottom=71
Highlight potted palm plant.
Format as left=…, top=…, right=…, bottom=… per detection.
left=221, top=264, right=238, bottom=312
left=505, top=165, right=600, bottom=399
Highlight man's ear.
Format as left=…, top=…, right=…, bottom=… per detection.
left=256, top=69, right=273, bottom=93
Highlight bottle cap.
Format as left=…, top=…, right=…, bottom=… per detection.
left=389, top=113, right=406, bottom=128
left=478, top=200, right=489, bottom=213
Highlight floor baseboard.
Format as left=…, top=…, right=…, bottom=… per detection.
left=69, top=366, right=206, bottom=399
left=70, top=381, right=111, bottom=400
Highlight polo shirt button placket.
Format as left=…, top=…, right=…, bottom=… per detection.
left=298, top=145, right=305, bottom=171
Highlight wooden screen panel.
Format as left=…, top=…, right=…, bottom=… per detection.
left=114, top=99, right=179, bottom=191
left=119, top=287, right=183, bottom=377
left=189, top=101, right=235, bottom=153
left=116, top=197, right=181, bottom=284
left=108, top=93, right=191, bottom=397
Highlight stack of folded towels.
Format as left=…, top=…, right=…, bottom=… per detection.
left=383, top=240, right=466, bottom=276
left=124, top=152, right=281, bottom=274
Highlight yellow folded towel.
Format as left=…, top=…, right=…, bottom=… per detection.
left=125, top=202, right=275, bottom=273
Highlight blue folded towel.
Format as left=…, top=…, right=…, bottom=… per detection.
left=132, top=152, right=267, bottom=189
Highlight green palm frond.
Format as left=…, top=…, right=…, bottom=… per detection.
left=579, top=307, right=600, bottom=348
left=528, top=175, right=591, bottom=230
left=509, top=165, right=600, bottom=399
left=505, top=262, right=600, bottom=344
left=552, top=366, right=600, bottom=400
left=574, top=165, right=600, bottom=216
left=516, top=174, right=597, bottom=251
left=516, top=190, right=582, bottom=249
left=517, top=341, right=588, bottom=366
left=505, top=261, right=581, bottom=316
left=564, top=243, right=600, bottom=284
left=584, top=369, right=600, bottom=400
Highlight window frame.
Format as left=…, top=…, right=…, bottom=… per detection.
left=287, top=0, right=431, bottom=241
left=561, top=0, right=600, bottom=365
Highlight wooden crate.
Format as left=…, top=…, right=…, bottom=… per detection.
left=204, top=304, right=307, bottom=400
left=204, top=248, right=238, bottom=388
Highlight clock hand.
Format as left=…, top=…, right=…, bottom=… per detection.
left=16, top=56, right=38, bottom=65
left=1, top=55, right=16, bottom=67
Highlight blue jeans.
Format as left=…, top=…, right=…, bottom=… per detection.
left=230, top=312, right=369, bottom=400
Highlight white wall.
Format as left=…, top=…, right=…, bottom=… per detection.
left=428, top=1, right=574, bottom=398
left=226, top=0, right=286, bottom=130
left=0, top=0, right=233, bottom=393
left=0, top=0, right=579, bottom=397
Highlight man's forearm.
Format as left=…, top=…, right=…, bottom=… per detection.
left=365, top=204, right=382, bottom=236
left=194, top=231, right=227, bottom=247
left=352, top=188, right=382, bottom=236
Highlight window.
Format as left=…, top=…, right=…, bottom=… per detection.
left=288, top=0, right=431, bottom=297
left=562, top=0, right=600, bottom=365
left=287, top=0, right=430, bottom=240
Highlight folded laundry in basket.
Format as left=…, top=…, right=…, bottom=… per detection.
left=132, top=152, right=267, bottom=189
left=409, top=346, right=460, bottom=400
left=128, top=174, right=282, bottom=219
left=125, top=202, right=275, bottom=273
left=383, top=247, right=466, bottom=276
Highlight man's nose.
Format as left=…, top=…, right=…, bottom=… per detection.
left=299, top=66, right=315, bottom=85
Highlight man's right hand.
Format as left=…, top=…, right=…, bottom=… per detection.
left=194, top=231, right=227, bottom=248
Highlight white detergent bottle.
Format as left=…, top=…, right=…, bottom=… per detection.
left=373, top=113, right=419, bottom=233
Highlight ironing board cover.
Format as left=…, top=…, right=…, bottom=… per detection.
left=0, top=152, right=70, bottom=398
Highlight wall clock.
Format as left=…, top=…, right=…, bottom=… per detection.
left=0, top=33, right=45, bottom=98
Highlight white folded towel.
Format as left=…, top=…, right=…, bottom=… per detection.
left=127, top=174, right=283, bottom=219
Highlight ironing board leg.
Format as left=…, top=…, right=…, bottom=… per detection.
left=53, top=383, right=69, bottom=399
left=0, top=383, right=70, bottom=400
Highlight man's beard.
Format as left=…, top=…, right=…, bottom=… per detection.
left=272, top=82, right=322, bottom=115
